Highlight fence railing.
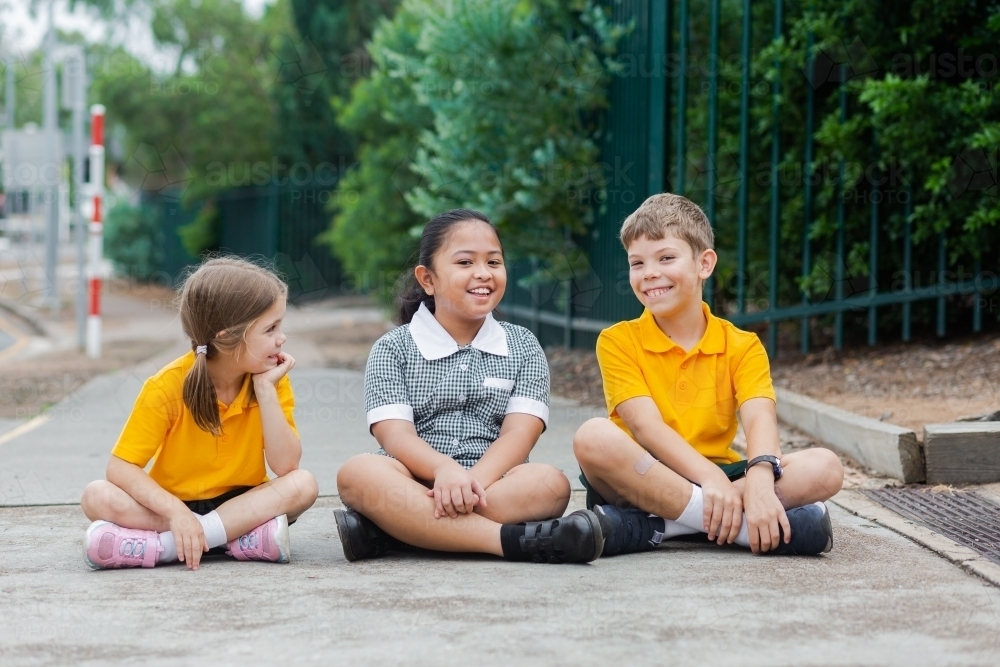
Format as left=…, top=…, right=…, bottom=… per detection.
left=502, top=0, right=999, bottom=355
left=148, top=185, right=341, bottom=302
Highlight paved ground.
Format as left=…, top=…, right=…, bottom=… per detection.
left=2, top=289, right=1000, bottom=666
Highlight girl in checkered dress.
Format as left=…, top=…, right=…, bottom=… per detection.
left=334, top=209, right=607, bottom=563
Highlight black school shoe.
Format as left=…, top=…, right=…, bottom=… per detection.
left=518, top=510, right=606, bottom=563
left=334, top=508, right=403, bottom=562
left=593, top=505, right=663, bottom=556
left=766, top=502, right=834, bottom=555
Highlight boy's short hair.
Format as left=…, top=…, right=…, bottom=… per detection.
left=619, top=193, right=715, bottom=254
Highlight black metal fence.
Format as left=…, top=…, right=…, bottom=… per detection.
left=502, top=0, right=999, bottom=355
left=151, top=185, right=341, bottom=302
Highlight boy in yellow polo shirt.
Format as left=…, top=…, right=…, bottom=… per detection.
left=574, top=193, right=844, bottom=556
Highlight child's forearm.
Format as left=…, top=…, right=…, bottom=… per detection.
left=106, top=455, right=187, bottom=519
left=470, top=414, right=543, bottom=487
left=740, top=397, right=782, bottom=460
left=374, top=421, right=461, bottom=481
left=255, top=381, right=302, bottom=476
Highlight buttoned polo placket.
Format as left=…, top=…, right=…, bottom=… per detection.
left=638, top=303, right=727, bottom=408
left=216, top=374, right=253, bottom=462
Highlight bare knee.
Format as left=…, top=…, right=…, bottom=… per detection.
left=535, top=464, right=571, bottom=505
left=286, top=468, right=319, bottom=506
left=814, top=448, right=845, bottom=497
left=336, top=455, right=371, bottom=508
left=573, top=418, right=616, bottom=468
left=80, top=480, right=113, bottom=521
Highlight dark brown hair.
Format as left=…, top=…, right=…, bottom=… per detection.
left=179, top=257, right=288, bottom=435
left=396, top=208, right=500, bottom=324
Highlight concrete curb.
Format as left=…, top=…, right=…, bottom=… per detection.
left=831, top=489, right=1000, bottom=588
left=0, top=298, right=48, bottom=337
left=775, top=387, right=924, bottom=483
left=923, top=422, right=1000, bottom=484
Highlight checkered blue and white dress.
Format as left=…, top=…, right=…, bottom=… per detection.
left=364, top=303, right=550, bottom=469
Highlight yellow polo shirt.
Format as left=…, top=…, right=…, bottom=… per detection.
left=111, top=352, right=298, bottom=501
left=596, top=302, right=775, bottom=464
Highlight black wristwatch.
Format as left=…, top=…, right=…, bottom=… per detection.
left=746, top=454, right=783, bottom=480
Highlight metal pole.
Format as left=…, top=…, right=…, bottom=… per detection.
left=43, top=0, right=59, bottom=315
left=647, top=0, right=667, bottom=198
left=936, top=231, right=946, bottom=338
left=767, top=0, right=782, bottom=357
left=801, top=29, right=815, bottom=353
left=4, top=52, right=14, bottom=130
left=834, top=63, right=847, bottom=350
left=86, top=104, right=105, bottom=359
left=705, top=0, right=720, bottom=310
left=868, top=143, right=879, bottom=346
left=63, top=48, right=87, bottom=350
left=736, top=0, right=751, bottom=315
left=902, top=180, right=912, bottom=342
left=674, top=0, right=688, bottom=196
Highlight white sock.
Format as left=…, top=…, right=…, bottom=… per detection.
left=198, top=511, right=230, bottom=549
left=156, top=511, right=229, bottom=564
left=157, top=531, right=177, bottom=563
left=650, top=518, right=701, bottom=543
left=674, top=484, right=752, bottom=548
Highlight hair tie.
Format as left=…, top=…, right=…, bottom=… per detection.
left=195, top=345, right=208, bottom=355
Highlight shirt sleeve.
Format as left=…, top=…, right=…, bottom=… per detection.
left=505, top=329, right=550, bottom=427
left=110, top=378, right=178, bottom=468
left=275, top=374, right=299, bottom=436
left=364, top=334, right=413, bottom=428
left=596, top=326, right=651, bottom=414
left=733, top=334, right=776, bottom=408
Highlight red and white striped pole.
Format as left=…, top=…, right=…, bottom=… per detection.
left=86, top=104, right=105, bottom=359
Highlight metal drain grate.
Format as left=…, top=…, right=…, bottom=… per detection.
left=861, top=488, right=1000, bottom=565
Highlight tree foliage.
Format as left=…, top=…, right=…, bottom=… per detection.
left=325, top=0, right=623, bottom=300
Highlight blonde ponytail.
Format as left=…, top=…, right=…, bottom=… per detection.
left=183, top=345, right=223, bottom=436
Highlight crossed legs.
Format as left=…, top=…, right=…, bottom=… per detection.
left=573, top=417, right=844, bottom=520
left=335, top=454, right=570, bottom=556
left=80, top=469, right=319, bottom=541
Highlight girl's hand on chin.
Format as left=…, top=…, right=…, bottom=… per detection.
left=252, top=352, right=296, bottom=386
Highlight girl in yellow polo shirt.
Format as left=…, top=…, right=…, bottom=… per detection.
left=80, top=257, right=318, bottom=570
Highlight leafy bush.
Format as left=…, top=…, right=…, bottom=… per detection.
left=104, top=200, right=165, bottom=281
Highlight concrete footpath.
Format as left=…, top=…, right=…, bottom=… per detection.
left=2, top=302, right=1000, bottom=665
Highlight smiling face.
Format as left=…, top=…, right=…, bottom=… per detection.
left=236, top=297, right=288, bottom=373
left=415, top=220, right=506, bottom=324
left=627, top=234, right=717, bottom=318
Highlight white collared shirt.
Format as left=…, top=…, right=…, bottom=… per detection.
left=364, top=303, right=550, bottom=469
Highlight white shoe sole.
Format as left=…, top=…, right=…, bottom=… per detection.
left=83, top=520, right=112, bottom=570
left=274, top=514, right=291, bottom=563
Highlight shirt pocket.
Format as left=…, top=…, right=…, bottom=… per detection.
left=483, top=377, right=515, bottom=391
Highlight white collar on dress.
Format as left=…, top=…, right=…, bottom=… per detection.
left=408, top=302, right=508, bottom=360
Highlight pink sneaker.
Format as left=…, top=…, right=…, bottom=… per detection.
left=83, top=521, right=162, bottom=570
left=225, top=515, right=290, bottom=563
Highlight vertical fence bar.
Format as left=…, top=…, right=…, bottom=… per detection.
left=767, top=0, right=783, bottom=357
left=902, top=180, right=912, bottom=342
left=834, top=64, right=847, bottom=350
left=973, top=256, right=983, bottom=332
left=937, top=231, right=947, bottom=337
left=736, top=0, right=751, bottom=315
left=868, top=149, right=879, bottom=346
left=674, top=0, right=688, bottom=196
left=801, top=29, right=815, bottom=353
left=648, top=0, right=667, bottom=198
left=564, top=226, right=572, bottom=348
left=705, top=0, right=720, bottom=310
